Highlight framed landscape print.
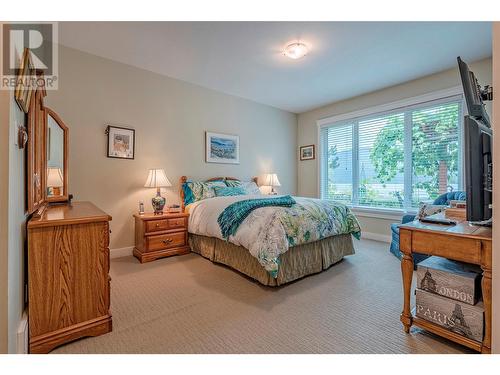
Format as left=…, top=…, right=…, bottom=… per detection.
left=106, top=125, right=135, bottom=159
left=206, top=131, right=240, bottom=164
left=300, top=145, right=315, bottom=160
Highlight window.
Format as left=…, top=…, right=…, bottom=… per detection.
left=319, top=94, right=463, bottom=211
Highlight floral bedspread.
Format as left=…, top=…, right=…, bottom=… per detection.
left=187, top=195, right=361, bottom=277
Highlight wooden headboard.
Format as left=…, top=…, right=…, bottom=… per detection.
left=179, top=176, right=258, bottom=212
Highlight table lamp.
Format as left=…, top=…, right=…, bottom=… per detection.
left=264, top=173, right=281, bottom=195
left=144, top=168, right=172, bottom=214
left=47, top=167, right=63, bottom=196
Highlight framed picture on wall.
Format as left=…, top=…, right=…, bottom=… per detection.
left=300, top=145, right=315, bottom=161
left=106, top=125, right=135, bottom=159
left=205, top=131, right=240, bottom=164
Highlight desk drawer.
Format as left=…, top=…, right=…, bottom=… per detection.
left=147, top=232, right=186, bottom=252
left=411, top=231, right=481, bottom=264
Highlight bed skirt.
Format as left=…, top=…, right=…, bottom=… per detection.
left=188, top=233, right=355, bottom=286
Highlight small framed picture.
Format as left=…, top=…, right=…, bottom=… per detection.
left=300, top=145, right=315, bottom=161
left=106, top=125, right=135, bottom=159
left=15, top=48, right=35, bottom=113
left=206, top=131, right=240, bottom=164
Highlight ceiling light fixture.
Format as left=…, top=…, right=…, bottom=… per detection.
left=283, top=42, right=308, bottom=60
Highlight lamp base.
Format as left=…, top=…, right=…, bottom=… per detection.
left=152, top=192, right=166, bottom=215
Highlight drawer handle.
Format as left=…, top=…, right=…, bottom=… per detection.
left=156, top=223, right=160, bottom=227
left=162, top=239, right=173, bottom=244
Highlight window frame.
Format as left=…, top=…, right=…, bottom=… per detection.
left=317, top=86, right=465, bottom=218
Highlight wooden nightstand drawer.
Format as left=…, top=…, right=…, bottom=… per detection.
left=147, top=231, right=186, bottom=252
left=166, top=217, right=186, bottom=229
left=146, top=219, right=169, bottom=232
left=145, top=217, right=187, bottom=233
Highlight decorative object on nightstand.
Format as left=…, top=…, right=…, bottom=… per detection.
left=264, top=173, right=281, bottom=195
left=47, top=167, right=64, bottom=196
left=133, top=212, right=190, bottom=263
left=144, top=168, right=172, bottom=215
left=168, top=204, right=182, bottom=213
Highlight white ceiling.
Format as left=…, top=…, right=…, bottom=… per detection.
left=59, top=22, right=492, bottom=113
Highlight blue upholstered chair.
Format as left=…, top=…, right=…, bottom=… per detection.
left=389, top=191, right=466, bottom=264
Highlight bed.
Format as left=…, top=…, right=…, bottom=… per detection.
left=180, top=176, right=361, bottom=286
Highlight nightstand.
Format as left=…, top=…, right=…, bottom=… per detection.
left=133, top=212, right=190, bottom=263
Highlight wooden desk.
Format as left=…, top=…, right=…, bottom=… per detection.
left=399, top=213, right=492, bottom=353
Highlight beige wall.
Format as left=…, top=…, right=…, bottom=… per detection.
left=45, top=46, right=297, bottom=250
left=492, top=23, right=499, bottom=354
left=297, top=58, right=492, bottom=237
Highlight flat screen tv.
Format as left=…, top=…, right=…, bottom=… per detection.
left=463, top=116, right=492, bottom=223
left=457, top=56, right=491, bottom=127
left=458, top=57, right=493, bottom=224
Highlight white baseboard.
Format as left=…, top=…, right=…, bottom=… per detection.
left=361, top=232, right=392, bottom=243
left=110, top=246, right=134, bottom=259
left=17, top=311, right=28, bottom=354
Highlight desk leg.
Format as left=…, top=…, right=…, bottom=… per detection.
left=399, top=229, right=413, bottom=333
left=481, top=266, right=492, bottom=354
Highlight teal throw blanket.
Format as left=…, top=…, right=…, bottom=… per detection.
left=218, top=195, right=296, bottom=239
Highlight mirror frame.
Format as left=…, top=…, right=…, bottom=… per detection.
left=44, top=107, right=69, bottom=203
left=26, top=84, right=47, bottom=214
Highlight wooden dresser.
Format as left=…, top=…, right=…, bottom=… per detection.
left=27, top=201, right=112, bottom=353
left=133, top=212, right=190, bottom=263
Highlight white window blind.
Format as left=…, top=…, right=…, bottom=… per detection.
left=320, top=123, right=353, bottom=204
left=319, top=95, right=463, bottom=211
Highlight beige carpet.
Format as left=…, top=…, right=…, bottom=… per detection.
left=53, top=239, right=471, bottom=354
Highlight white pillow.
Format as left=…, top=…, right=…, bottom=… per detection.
left=241, top=181, right=261, bottom=195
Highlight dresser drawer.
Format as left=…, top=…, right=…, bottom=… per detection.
left=146, top=217, right=186, bottom=233
left=147, top=231, right=186, bottom=251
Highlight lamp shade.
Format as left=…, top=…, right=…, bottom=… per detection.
left=47, top=167, right=63, bottom=187
left=144, top=169, right=172, bottom=188
left=264, top=173, right=281, bottom=187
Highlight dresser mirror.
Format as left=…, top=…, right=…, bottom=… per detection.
left=26, top=78, right=70, bottom=214
left=44, top=107, right=69, bottom=202
left=26, top=83, right=46, bottom=214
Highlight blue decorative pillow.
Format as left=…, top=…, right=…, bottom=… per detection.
left=213, top=186, right=247, bottom=197
left=225, top=180, right=242, bottom=187
left=182, top=183, right=196, bottom=205
left=182, top=180, right=226, bottom=206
